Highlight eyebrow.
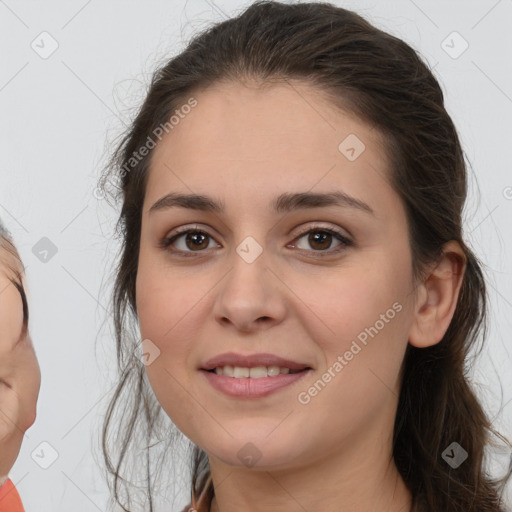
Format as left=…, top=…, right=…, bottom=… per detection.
left=149, top=191, right=375, bottom=216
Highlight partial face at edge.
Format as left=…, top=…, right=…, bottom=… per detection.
left=135, top=80, right=419, bottom=470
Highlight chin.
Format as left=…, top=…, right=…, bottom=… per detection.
left=204, top=437, right=307, bottom=472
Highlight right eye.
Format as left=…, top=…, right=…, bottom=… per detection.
left=161, top=228, right=220, bottom=256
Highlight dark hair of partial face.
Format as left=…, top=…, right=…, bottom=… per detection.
left=99, top=2, right=512, bottom=511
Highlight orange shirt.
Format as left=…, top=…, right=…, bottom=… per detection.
left=0, top=479, right=24, bottom=512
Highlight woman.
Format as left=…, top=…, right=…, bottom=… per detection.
left=2, top=1, right=511, bottom=511
left=98, top=1, right=511, bottom=511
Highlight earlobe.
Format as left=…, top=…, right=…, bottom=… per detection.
left=408, top=241, right=466, bottom=349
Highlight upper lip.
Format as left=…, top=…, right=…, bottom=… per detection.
left=201, top=352, right=312, bottom=371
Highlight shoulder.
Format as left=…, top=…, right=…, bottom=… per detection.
left=0, top=478, right=25, bottom=511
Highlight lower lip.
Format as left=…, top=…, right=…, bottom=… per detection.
left=200, top=369, right=312, bottom=398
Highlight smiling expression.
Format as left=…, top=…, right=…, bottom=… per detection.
left=135, top=79, right=419, bottom=469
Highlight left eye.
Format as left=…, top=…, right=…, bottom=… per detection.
left=161, top=226, right=352, bottom=256
left=290, top=227, right=352, bottom=254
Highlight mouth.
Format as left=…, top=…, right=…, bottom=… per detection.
left=203, top=366, right=311, bottom=377
left=200, top=366, right=313, bottom=398
left=199, top=352, right=313, bottom=397
left=200, top=352, right=313, bottom=375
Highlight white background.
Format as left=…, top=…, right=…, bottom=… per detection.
left=0, top=0, right=511, bottom=510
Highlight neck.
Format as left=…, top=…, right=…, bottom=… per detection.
left=206, top=429, right=413, bottom=512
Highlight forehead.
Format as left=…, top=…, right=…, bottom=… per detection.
left=145, top=80, right=398, bottom=220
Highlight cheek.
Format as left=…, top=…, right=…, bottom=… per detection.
left=289, top=273, right=410, bottom=449
left=292, top=256, right=411, bottom=402
left=135, top=251, right=215, bottom=375
left=135, top=262, right=204, bottom=434
left=135, top=249, right=197, bottom=344
left=300, top=261, right=406, bottom=342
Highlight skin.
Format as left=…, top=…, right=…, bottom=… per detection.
left=136, top=80, right=466, bottom=512
left=0, top=238, right=41, bottom=483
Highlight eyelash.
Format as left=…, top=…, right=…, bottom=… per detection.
left=160, top=224, right=353, bottom=258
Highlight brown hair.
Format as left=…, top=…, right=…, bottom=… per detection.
left=99, top=2, right=512, bottom=511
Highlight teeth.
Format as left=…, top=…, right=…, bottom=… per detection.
left=234, top=367, right=249, bottom=378
left=214, top=365, right=293, bottom=378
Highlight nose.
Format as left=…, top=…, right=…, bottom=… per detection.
left=213, top=250, right=287, bottom=333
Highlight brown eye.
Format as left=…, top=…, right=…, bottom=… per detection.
left=162, top=228, right=218, bottom=255
left=161, top=225, right=352, bottom=258
left=183, top=231, right=210, bottom=251
left=305, top=231, right=333, bottom=251
left=290, top=226, right=352, bottom=255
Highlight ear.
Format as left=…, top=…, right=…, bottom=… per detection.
left=408, top=240, right=466, bottom=348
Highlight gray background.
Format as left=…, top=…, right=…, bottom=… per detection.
left=0, top=0, right=511, bottom=510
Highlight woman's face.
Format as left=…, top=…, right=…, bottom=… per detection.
left=136, top=80, right=420, bottom=470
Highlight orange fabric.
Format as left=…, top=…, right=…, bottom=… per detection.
left=0, top=479, right=25, bottom=512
